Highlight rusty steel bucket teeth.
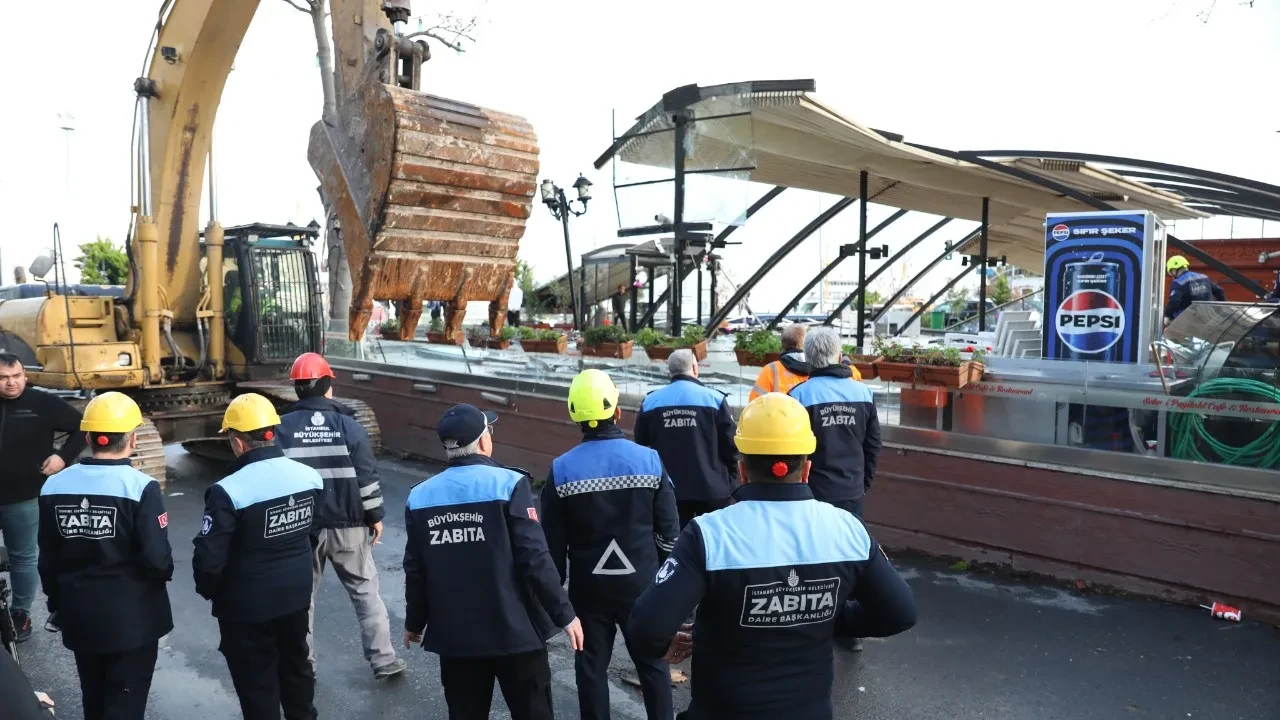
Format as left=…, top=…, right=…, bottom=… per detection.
left=310, top=80, right=538, bottom=341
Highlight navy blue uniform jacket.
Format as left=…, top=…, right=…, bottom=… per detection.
left=542, top=425, right=680, bottom=614
left=192, top=446, right=324, bottom=622
left=404, top=455, right=575, bottom=658
left=1166, top=271, right=1225, bottom=320
left=634, top=375, right=738, bottom=502
left=627, top=483, right=917, bottom=720
left=789, top=364, right=882, bottom=503
left=38, top=458, right=174, bottom=654
left=278, top=396, right=383, bottom=529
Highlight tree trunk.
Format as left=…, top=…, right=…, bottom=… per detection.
left=325, top=208, right=352, bottom=326
left=309, top=1, right=338, bottom=123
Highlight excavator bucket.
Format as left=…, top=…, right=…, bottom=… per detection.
left=309, top=75, right=538, bottom=341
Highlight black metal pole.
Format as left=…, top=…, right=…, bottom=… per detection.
left=823, top=216, right=950, bottom=325
left=896, top=265, right=971, bottom=337
left=647, top=271, right=655, bottom=329
left=579, top=257, right=588, bottom=328
left=855, top=170, right=869, bottom=352
left=671, top=113, right=689, bottom=336
left=979, top=197, right=989, bottom=332
left=709, top=257, right=718, bottom=320
left=629, top=254, right=638, bottom=333
left=559, top=190, right=578, bottom=331
left=696, top=261, right=703, bottom=327
left=869, top=228, right=981, bottom=327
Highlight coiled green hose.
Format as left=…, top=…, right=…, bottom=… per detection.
left=1169, top=377, right=1280, bottom=469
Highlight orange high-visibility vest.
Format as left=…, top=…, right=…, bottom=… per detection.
left=748, top=359, right=863, bottom=402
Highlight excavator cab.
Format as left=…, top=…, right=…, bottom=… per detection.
left=213, top=223, right=323, bottom=379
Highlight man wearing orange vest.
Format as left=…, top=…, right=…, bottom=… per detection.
left=749, top=325, right=862, bottom=402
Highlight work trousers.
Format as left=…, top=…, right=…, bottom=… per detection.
left=219, top=609, right=317, bottom=720
left=439, top=648, right=553, bottom=720
left=577, top=611, right=673, bottom=720
left=507, top=310, right=521, bottom=327
left=675, top=498, right=732, bottom=530
left=307, top=526, right=396, bottom=670
left=0, top=498, right=39, bottom=613
left=823, top=497, right=864, bottom=521
left=73, top=641, right=158, bottom=720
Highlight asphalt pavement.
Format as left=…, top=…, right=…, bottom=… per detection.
left=12, top=448, right=1280, bottom=719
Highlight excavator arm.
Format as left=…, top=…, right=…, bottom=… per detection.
left=130, top=0, right=536, bottom=385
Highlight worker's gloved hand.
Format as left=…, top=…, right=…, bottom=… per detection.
left=563, top=617, right=585, bottom=652
left=663, top=623, right=694, bottom=664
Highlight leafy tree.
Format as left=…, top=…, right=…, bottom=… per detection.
left=863, top=289, right=885, bottom=306
left=75, top=237, right=129, bottom=285
left=990, top=272, right=1013, bottom=306
left=944, top=284, right=971, bottom=310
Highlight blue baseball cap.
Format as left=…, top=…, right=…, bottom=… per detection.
left=437, top=403, right=497, bottom=449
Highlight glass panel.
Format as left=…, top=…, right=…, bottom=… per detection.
left=250, top=248, right=318, bottom=361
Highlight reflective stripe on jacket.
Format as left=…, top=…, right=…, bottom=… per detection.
left=278, top=396, right=382, bottom=528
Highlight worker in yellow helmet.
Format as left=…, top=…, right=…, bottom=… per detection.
left=193, top=394, right=323, bottom=720
left=38, top=392, right=174, bottom=720
left=1165, top=256, right=1224, bottom=323
left=541, top=369, right=680, bottom=720
left=626, top=393, right=917, bottom=720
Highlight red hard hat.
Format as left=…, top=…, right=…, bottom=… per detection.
left=290, top=352, right=334, bottom=380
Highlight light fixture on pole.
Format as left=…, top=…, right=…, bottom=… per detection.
left=541, top=173, right=592, bottom=330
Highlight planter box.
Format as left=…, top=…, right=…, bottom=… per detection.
left=646, top=340, right=707, bottom=362
left=874, top=360, right=984, bottom=389
left=485, top=339, right=512, bottom=350
left=427, top=331, right=464, bottom=346
left=521, top=337, right=567, bottom=354
left=379, top=330, right=400, bottom=341
left=919, top=360, right=984, bottom=389
left=874, top=360, right=921, bottom=384
left=644, top=345, right=675, bottom=361
left=848, top=354, right=878, bottom=380
left=734, top=349, right=781, bottom=367
left=582, top=340, right=634, bottom=360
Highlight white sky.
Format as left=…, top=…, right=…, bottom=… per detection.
left=2, top=0, right=1277, bottom=311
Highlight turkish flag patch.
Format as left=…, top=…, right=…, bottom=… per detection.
left=527, top=507, right=539, bottom=522
left=157, top=512, right=168, bottom=529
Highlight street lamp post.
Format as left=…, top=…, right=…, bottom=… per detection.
left=540, top=174, right=592, bottom=330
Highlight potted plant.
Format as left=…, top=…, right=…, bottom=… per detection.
left=635, top=327, right=676, bottom=361
left=841, top=344, right=879, bottom=380
left=676, top=325, right=709, bottom=361
left=871, top=339, right=984, bottom=388
left=522, top=328, right=567, bottom=354
left=379, top=318, right=400, bottom=340
left=581, top=325, right=634, bottom=359
left=426, top=315, right=464, bottom=345
left=734, top=329, right=782, bottom=367
left=485, top=325, right=518, bottom=350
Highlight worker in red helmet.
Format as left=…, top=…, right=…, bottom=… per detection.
left=276, top=353, right=406, bottom=680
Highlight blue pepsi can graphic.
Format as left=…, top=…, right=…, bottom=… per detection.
left=1056, top=253, right=1125, bottom=361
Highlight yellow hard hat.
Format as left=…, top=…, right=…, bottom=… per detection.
left=80, top=392, right=143, bottom=434
left=1166, top=256, right=1190, bottom=272
left=220, top=393, right=281, bottom=433
left=735, top=393, right=817, bottom=456
left=567, top=369, right=620, bottom=426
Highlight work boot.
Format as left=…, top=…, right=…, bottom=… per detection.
left=11, top=610, right=32, bottom=643
left=373, top=658, right=407, bottom=680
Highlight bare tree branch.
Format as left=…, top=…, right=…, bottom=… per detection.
left=404, top=13, right=479, bottom=52
left=280, top=0, right=311, bottom=13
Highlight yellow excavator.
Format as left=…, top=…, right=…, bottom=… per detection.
left=0, top=0, right=538, bottom=479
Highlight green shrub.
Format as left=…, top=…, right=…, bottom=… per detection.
left=583, top=325, right=632, bottom=346
left=516, top=326, right=537, bottom=340
left=498, top=325, right=518, bottom=341
left=676, top=325, right=706, bottom=348
left=428, top=315, right=443, bottom=332
left=535, top=329, right=564, bottom=342
left=380, top=318, right=400, bottom=335
left=734, top=329, right=781, bottom=357
left=634, top=327, right=670, bottom=349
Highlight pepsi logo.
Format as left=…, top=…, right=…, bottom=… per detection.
left=1056, top=290, right=1125, bottom=353
left=1051, top=224, right=1071, bottom=242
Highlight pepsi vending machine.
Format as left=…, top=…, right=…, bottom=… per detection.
left=1043, top=211, right=1166, bottom=364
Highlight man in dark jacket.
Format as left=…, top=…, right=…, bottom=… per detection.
left=1165, top=256, right=1225, bottom=321
left=612, top=284, right=628, bottom=330
left=788, top=327, right=881, bottom=520
left=626, top=393, right=916, bottom=720
left=193, top=394, right=324, bottom=720
left=404, top=403, right=583, bottom=720
left=0, top=352, right=86, bottom=642
left=277, top=353, right=404, bottom=680
left=543, top=369, right=680, bottom=720
left=38, top=392, right=172, bottom=720
left=635, top=349, right=737, bottom=527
